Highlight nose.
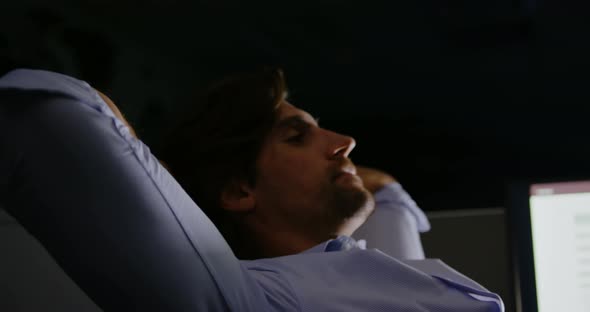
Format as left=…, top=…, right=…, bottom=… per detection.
left=328, top=131, right=356, bottom=159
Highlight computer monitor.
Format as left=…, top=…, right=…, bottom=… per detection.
left=509, top=180, right=590, bottom=312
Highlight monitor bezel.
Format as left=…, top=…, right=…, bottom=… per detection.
left=507, top=177, right=590, bottom=312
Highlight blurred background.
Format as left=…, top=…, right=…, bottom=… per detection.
left=1, top=0, right=589, bottom=310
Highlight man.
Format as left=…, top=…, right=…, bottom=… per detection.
left=0, top=68, right=503, bottom=311
left=160, top=68, right=429, bottom=260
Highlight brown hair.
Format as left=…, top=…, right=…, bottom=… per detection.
left=161, top=68, right=286, bottom=258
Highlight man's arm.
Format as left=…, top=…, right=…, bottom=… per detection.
left=0, top=69, right=268, bottom=311
left=353, top=166, right=430, bottom=259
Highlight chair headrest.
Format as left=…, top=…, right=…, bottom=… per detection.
left=0, top=206, right=16, bottom=225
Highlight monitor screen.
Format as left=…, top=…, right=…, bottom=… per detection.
left=509, top=180, right=590, bottom=312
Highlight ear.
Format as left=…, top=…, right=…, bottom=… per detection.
left=220, top=179, right=256, bottom=212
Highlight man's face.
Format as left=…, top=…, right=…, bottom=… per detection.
left=249, top=102, right=374, bottom=241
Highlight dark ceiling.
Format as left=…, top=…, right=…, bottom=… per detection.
left=2, top=0, right=589, bottom=211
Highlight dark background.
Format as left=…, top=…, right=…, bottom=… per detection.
left=1, top=0, right=589, bottom=212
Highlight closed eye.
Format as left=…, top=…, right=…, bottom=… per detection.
left=276, top=115, right=317, bottom=144
left=286, top=132, right=305, bottom=143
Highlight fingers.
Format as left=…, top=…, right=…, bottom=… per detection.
left=356, top=166, right=396, bottom=193
left=95, top=89, right=138, bottom=138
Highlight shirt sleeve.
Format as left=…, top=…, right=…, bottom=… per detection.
left=353, top=182, right=431, bottom=259
left=0, top=69, right=269, bottom=312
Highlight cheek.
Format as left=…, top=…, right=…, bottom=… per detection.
left=261, top=152, right=322, bottom=193
left=284, top=155, right=328, bottom=195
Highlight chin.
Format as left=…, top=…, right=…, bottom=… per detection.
left=336, top=195, right=375, bottom=236
left=330, top=185, right=374, bottom=221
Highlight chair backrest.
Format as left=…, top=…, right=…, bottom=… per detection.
left=0, top=207, right=101, bottom=312
left=422, top=208, right=515, bottom=312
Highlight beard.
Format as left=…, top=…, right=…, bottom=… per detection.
left=321, top=182, right=375, bottom=235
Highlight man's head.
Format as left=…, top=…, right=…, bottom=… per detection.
left=163, top=69, right=374, bottom=258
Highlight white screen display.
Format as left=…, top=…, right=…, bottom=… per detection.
left=530, top=183, right=590, bottom=312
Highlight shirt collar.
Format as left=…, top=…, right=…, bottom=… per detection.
left=301, top=236, right=366, bottom=254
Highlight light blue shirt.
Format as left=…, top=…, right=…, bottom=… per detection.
left=0, top=69, right=504, bottom=311
left=355, top=182, right=430, bottom=260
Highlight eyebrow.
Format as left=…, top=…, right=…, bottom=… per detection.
left=274, top=115, right=319, bottom=131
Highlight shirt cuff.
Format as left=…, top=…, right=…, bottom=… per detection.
left=374, top=183, right=431, bottom=233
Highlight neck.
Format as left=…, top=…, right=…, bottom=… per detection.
left=245, top=222, right=334, bottom=259
left=239, top=213, right=366, bottom=259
